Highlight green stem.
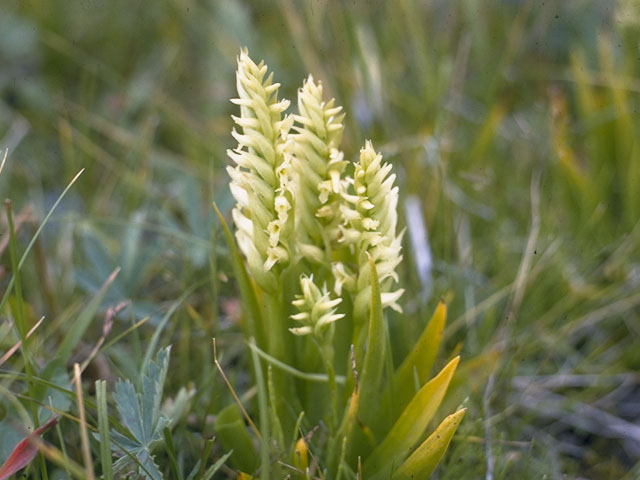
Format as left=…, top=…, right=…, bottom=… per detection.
left=247, top=340, right=347, bottom=384
left=249, top=339, right=270, bottom=480
left=265, top=279, right=293, bottom=447
left=266, top=288, right=285, bottom=360
left=317, top=339, right=338, bottom=432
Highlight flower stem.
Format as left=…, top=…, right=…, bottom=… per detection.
left=318, top=339, right=338, bottom=432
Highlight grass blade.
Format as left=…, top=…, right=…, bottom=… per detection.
left=163, top=427, right=184, bottom=480
left=203, top=450, right=233, bottom=480
left=95, top=380, right=114, bottom=480
left=0, top=169, right=84, bottom=315
left=57, top=267, right=120, bottom=361
left=73, top=364, right=95, bottom=480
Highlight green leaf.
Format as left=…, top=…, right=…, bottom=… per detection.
left=250, top=336, right=271, bottom=480
left=141, top=347, right=171, bottom=444
left=391, top=408, right=466, bottom=480
left=96, top=380, right=114, bottom=480
left=113, top=380, right=144, bottom=443
left=213, top=203, right=265, bottom=346
left=140, top=281, right=202, bottom=381
left=163, top=427, right=183, bottom=480
left=203, top=450, right=233, bottom=480
left=112, top=347, right=171, bottom=479
left=364, top=356, right=459, bottom=479
left=357, top=254, right=387, bottom=425
left=346, top=254, right=388, bottom=464
left=35, top=360, right=72, bottom=423
left=384, top=301, right=447, bottom=425
left=135, top=449, right=164, bottom=480
left=214, top=404, right=258, bottom=473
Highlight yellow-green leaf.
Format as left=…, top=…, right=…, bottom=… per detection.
left=344, top=254, right=388, bottom=465
left=392, top=408, right=466, bottom=480
left=214, top=404, right=258, bottom=473
left=357, top=254, right=387, bottom=426
left=387, top=301, right=447, bottom=421
left=364, top=356, right=459, bottom=479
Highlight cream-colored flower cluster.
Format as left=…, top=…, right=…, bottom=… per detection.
left=293, top=76, right=348, bottom=264
left=290, top=275, right=345, bottom=337
left=335, top=141, right=404, bottom=320
left=227, top=49, right=294, bottom=292
left=228, top=50, right=403, bottom=323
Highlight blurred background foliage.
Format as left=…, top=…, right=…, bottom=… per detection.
left=1, top=0, right=639, bottom=478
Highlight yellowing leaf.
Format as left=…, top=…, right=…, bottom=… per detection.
left=392, top=408, right=466, bottom=480
left=364, top=356, right=459, bottom=479
left=387, top=301, right=447, bottom=420
left=292, top=437, right=308, bottom=471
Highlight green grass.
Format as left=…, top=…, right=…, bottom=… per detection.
left=1, top=0, right=639, bottom=478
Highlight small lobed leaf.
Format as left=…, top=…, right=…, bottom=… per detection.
left=141, top=346, right=171, bottom=445
left=136, top=448, right=164, bottom=480
left=114, top=379, right=144, bottom=444
left=112, top=347, right=172, bottom=479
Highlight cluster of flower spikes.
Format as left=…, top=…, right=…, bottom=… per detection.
left=228, top=50, right=404, bottom=331
left=227, top=49, right=294, bottom=293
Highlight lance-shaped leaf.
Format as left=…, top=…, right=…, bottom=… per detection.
left=392, top=408, right=466, bottom=480
left=357, top=254, right=388, bottom=426
left=379, top=301, right=447, bottom=431
left=363, top=356, right=459, bottom=479
left=345, top=254, right=389, bottom=465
